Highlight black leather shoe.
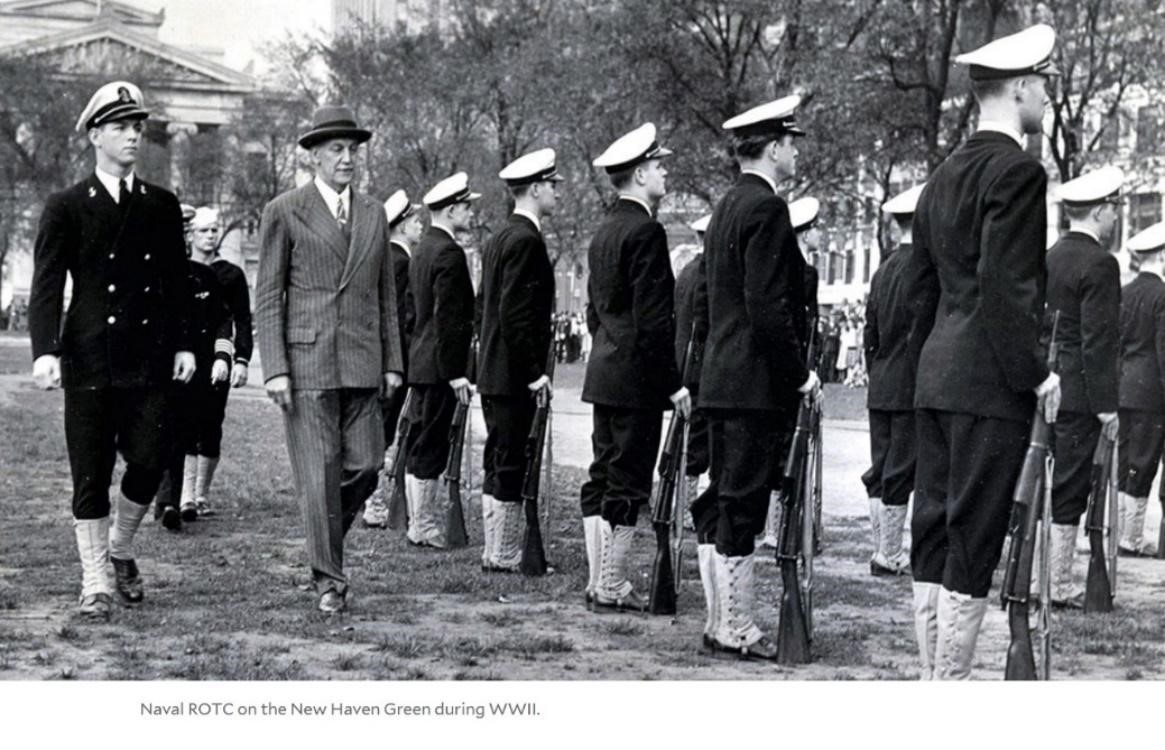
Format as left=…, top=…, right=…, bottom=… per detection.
left=592, top=589, right=647, bottom=613
left=1051, top=592, right=1085, bottom=610
left=706, top=633, right=780, bottom=662
left=870, top=558, right=909, bottom=577
left=180, top=502, right=198, bottom=523
left=160, top=506, right=182, bottom=532
left=481, top=562, right=520, bottom=573
left=111, top=557, right=144, bottom=603
left=78, top=593, right=113, bottom=621
left=318, top=590, right=347, bottom=614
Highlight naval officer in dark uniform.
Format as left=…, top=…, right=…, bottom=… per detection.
left=477, top=149, right=561, bottom=573
left=1045, top=167, right=1123, bottom=604
left=363, top=189, right=422, bottom=528
left=1116, top=221, right=1165, bottom=557
left=694, top=96, right=820, bottom=660
left=581, top=124, right=690, bottom=611
left=862, top=184, right=924, bottom=577
left=29, top=81, right=194, bottom=620
left=674, top=215, right=711, bottom=506
left=904, top=25, right=1061, bottom=679
left=405, top=172, right=479, bottom=548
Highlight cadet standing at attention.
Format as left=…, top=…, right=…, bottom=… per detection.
left=581, top=124, right=690, bottom=612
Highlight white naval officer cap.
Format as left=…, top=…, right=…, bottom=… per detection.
left=788, top=197, right=821, bottom=232
left=499, top=148, right=566, bottom=186
left=592, top=123, right=674, bottom=173
left=955, top=24, right=1060, bottom=80
left=384, top=190, right=421, bottom=227
left=882, top=184, right=926, bottom=216
left=190, top=207, right=220, bottom=229
left=422, top=172, right=481, bottom=211
left=1055, top=166, right=1124, bottom=206
left=722, top=94, right=806, bottom=138
left=1128, top=221, right=1165, bottom=255
left=75, top=80, right=149, bottom=132
left=690, top=214, right=712, bottom=234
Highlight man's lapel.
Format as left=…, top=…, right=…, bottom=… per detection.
left=339, top=193, right=377, bottom=291
left=293, top=183, right=348, bottom=262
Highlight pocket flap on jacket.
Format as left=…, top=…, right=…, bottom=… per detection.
left=288, top=327, right=317, bottom=344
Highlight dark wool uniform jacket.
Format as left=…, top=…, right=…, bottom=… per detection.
left=389, top=241, right=413, bottom=376
left=1045, top=231, right=1120, bottom=415
left=408, top=226, right=474, bottom=384
left=582, top=199, right=680, bottom=410
left=864, top=245, right=915, bottom=411
left=905, top=131, right=1050, bottom=421
left=1118, top=272, right=1165, bottom=412
left=254, top=183, right=404, bottom=389
left=697, top=173, right=809, bottom=412
left=29, top=173, right=191, bottom=389
left=187, top=260, right=234, bottom=372
left=673, top=253, right=705, bottom=381
left=477, top=214, right=555, bottom=397
left=210, top=257, right=253, bottom=365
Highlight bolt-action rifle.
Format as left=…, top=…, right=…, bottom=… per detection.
left=520, top=330, right=558, bottom=576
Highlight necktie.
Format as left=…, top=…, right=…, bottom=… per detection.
left=118, top=179, right=131, bottom=214
left=337, top=197, right=351, bottom=243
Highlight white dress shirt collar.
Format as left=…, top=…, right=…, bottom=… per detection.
left=432, top=223, right=457, bottom=240
left=513, top=208, right=542, bottom=233
left=1070, top=226, right=1102, bottom=245
left=617, top=195, right=654, bottom=217
left=390, top=239, right=412, bottom=258
left=95, top=167, right=134, bottom=203
left=977, top=120, right=1026, bottom=148
left=741, top=168, right=778, bottom=194
left=314, top=176, right=351, bottom=219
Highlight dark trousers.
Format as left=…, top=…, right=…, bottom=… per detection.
left=911, top=409, right=1029, bottom=598
left=1050, top=410, right=1101, bottom=524
left=155, top=378, right=231, bottom=511
left=379, top=385, right=408, bottom=447
left=692, top=408, right=792, bottom=557
left=579, top=404, right=662, bottom=527
left=482, top=394, right=536, bottom=503
left=405, top=384, right=457, bottom=480
left=65, top=386, right=168, bottom=518
left=685, top=408, right=711, bottom=477
left=199, top=378, right=230, bottom=457
left=862, top=409, right=916, bottom=506
left=283, top=388, right=382, bottom=594
left=1117, top=408, right=1165, bottom=497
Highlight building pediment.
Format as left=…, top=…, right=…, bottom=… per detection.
left=0, top=0, right=162, bottom=27
left=0, top=16, right=254, bottom=92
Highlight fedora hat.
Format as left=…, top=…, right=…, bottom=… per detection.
left=298, top=105, right=372, bottom=149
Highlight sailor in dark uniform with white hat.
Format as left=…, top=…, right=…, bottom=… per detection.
left=477, top=149, right=561, bottom=572
left=363, top=190, right=422, bottom=528
left=862, top=184, right=924, bottom=576
left=675, top=215, right=711, bottom=507
left=1045, top=167, right=1123, bottom=602
left=405, top=172, right=479, bottom=548
left=581, top=124, right=690, bottom=611
left=904, top=24, right=1061, bottom=679
left=29, top=80, right=195, bottom=620
left=1116, top=220, right=1165, bottom=557
left=694, top=95, right=820, bottom=660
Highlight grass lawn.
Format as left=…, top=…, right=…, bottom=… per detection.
left=1, top=338, right=1162, bottom=680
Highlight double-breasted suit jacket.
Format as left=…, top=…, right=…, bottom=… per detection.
left=254, top=182, right=404, bottom=389
left=409, top=226, right=474, bottom=385
left=698, top=173, right=808, bottom=413
left=477, top=214, right=555, bottom=397
left=1046, top=231, right=1120, bottom=416
left=582, top=199, right=680, bottom=410
left=30, top=173, right=192, bottom=388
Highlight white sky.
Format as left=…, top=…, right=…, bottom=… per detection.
left=128, top=0, right=332, bottom=73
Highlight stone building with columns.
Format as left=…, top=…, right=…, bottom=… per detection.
left=0, top=0, right=256, bottom=312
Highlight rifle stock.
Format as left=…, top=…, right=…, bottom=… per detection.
left=1002, top=311, right=1059, bottom=680
left=386, top=389, right=414, bottom=531
left=776, top=328, right=818, bottom=665
left=440, top=402, right=469, bottom=549
left=1084, top=435, right=1115, bottom=613
left=520, top=326, right=557, bottom=576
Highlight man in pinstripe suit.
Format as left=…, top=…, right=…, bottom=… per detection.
left=255, top=106, right=405, bottom=614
